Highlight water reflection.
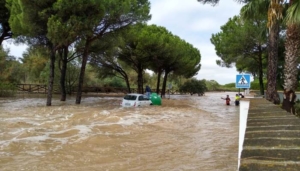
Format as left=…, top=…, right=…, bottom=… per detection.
left=0, top=92, right=239, bottom=171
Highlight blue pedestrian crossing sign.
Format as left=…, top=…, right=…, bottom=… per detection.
left=236, top=74, right=251, bottom=88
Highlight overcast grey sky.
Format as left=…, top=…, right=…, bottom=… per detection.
left=148, top=0, right=244, bottom=84
left=3, top=0, right=244, bottom=85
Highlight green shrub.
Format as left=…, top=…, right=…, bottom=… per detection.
left=179, top=79, right=206, bottom=95
left=222, top=83, right=236, bottom=88
left=250, top=79, right=267, bottom=90
left=0, top=83, right=17, bottom=97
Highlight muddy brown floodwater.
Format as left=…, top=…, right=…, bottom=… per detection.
left=0, top=92, right=239, bottom=171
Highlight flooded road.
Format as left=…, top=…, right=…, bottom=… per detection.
left=0, top=92, right=239, bottom=171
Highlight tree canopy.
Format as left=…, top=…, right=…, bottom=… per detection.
left=1, top=0, right=206, bottom=102
left=211, top=14, right=268, bottom=95
left=179, top=78, right=206, bottom=95
left=0, top=0, right=12, bottom=45
left=116, top=24, right=201, bottom=96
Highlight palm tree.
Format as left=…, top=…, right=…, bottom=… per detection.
left=284, top=1, right=300, bottom=91
left=265, top=0, right=283, bottom=104
left=198, top=0, right=281, bottom=104
left=240, top=0, right=300, bottom=109
left=242, top=0, right=282, bottom=104
left=281, top=0, right=300, bottom=113
left=199, top=0, right=300, bottom=111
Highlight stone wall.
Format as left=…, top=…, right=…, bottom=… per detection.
left=239, top=98, right=300, bottom=171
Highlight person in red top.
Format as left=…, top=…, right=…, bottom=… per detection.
left=221, top=95, right=231, bottom=105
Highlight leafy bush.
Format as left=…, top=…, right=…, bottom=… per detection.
left=179, top=79, right=207, bottom=95
left=249, top=79, right=266, bottom=90
left=106, top=77, right=126, bottom=88
left=0, top=83, right=17, bottom=97
left=204, top=80, right=219, bottom=91
left=222, top=83, right=236, bottom=88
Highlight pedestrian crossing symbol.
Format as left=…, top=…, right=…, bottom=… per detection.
left=236, top=74, right=251, bottom=88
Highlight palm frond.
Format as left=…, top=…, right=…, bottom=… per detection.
left=241, top=0, right=270, bottom=20
left=285, top=0, right=300, bottom=25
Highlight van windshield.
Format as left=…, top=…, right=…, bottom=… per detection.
left=124, top=95, right=137, bottom=100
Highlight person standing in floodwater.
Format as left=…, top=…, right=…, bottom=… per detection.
left=235, top=94, right=240, bottom=106
left=145, top=85, right=151, bottom=99
left=221, top=95, right=231, bottom=105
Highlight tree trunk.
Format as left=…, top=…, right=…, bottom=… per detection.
left=0, top=22, right=12, bottom=46
left=282, top=23, right=300, bottom=113
left=125, top=77, right=131, bottom=93
left=75, top=41, right=90, bottom=104
left=137, top=65, right=143, bottom=94
left=46, top=45, right=56, bottom=106
left=284, top=23, right=300, bottom=91
left=266, top=22, right=280, bottom=104
left=258, top=65, right=264, bottom=96
left=161, top=70, right=170, bottom=98
left=0, top=34, right=5, bottom=46
left=156, top=70, right=162, bottom=94
left=60, top=46, right=68, bottom=101
left=258, top=46, right=264, bottom=95
left=121, top=72, right=131, bottom=93
left=118, top=69, right=131, bottom=93
left=282, top=89, right=297, bottom=114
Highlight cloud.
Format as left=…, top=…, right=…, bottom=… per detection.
left=2, top=41, right=28, bottom=60
left=188, top=18, right=220, bottom=32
